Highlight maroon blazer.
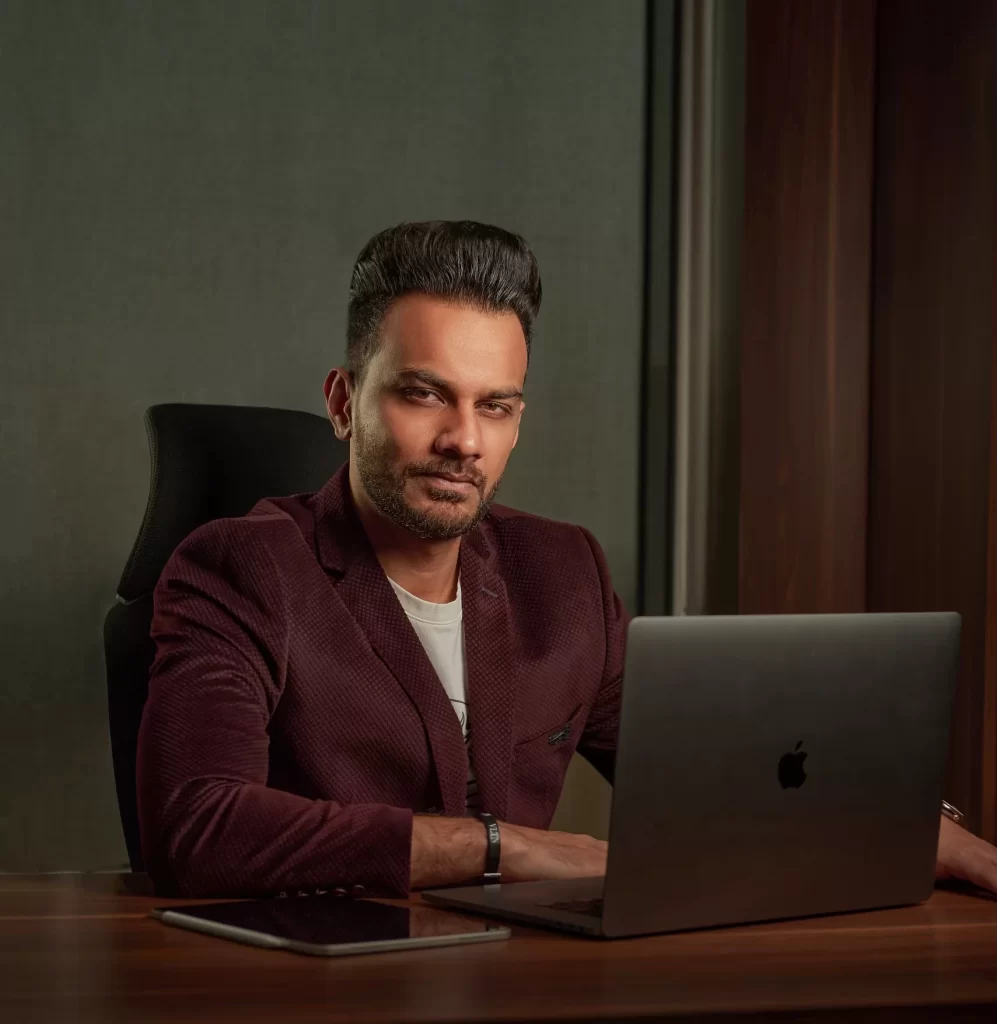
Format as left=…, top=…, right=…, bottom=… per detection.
left=138, top=464, right=628, bottom=898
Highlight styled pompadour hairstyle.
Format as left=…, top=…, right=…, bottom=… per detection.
left=346, top=220, right=542, bottom=381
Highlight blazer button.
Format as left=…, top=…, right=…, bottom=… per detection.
left=333, top=887, right=348, bottom=897
left=350, top=884, right=366, bottom=898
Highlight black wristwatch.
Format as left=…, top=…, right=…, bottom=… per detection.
left=479, top=812, right=501, bottom=885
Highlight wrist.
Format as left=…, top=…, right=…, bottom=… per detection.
left=409, top=815, right=490, bottom=890
left=496, top=821, right=528, bottom=880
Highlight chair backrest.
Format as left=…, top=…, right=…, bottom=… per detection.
left=103, top=403, right=348, bottom=869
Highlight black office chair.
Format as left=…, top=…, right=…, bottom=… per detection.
left=103, top=403, right=349, bottom=869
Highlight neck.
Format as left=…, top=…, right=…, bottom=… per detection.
left=349, top=470, right=461, bottom=603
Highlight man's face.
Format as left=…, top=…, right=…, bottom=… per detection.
left=348, top=293, right=527, bottom=540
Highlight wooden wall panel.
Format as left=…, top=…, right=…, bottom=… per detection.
left=985, top=339, right=996, bottom=843
left=867, top=0, right=997, bottom=838
left=739, top=0, right=876, bottom=614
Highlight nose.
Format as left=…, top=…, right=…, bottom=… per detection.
left=434, top=400, right=482, bottom=462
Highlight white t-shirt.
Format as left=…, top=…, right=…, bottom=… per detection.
left=387, top=576, right=481, bottom=812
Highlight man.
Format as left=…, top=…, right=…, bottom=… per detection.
left=138, top=220, right=997, bottom=899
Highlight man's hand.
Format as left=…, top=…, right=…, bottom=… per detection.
left=935, top=814, right=997, bottom=893
left=498, top=822, right=608, bottom=883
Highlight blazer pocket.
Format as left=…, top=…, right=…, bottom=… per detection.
left=511, top=704, right=588, bottom=824
left=514, top=704, right=587, bottom=752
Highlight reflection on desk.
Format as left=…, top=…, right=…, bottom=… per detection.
left=1, top=873, right=994, bottom=1023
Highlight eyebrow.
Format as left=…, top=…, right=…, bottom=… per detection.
left=395, top=368, right=523, bottom=402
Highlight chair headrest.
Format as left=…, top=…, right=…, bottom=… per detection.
left=117, top=403, right=347, bottom=601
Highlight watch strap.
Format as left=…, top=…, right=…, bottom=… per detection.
left=478, top=812, right=501, bottom=885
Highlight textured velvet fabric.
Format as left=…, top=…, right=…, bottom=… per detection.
left=138, top=464, right=628, bottom=897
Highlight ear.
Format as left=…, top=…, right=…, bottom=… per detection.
left=323, top=368, right=354, bottom=441
left=511, top=399, right=526, bottom=449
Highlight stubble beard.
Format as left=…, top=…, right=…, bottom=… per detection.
left=352, top=419, right=501, bottom=541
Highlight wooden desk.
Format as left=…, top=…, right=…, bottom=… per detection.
left=1, top=874, right=994, bottom=1022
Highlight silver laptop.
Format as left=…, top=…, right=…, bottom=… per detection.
left=423, top=613, right=960, bottom=938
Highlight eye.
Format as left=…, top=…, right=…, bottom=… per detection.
left=479, top=402, right=512, bottom=417
left=403, top=388, right=442, bottom=404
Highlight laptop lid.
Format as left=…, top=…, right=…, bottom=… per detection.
left=600, top=613, right=960, bottom=938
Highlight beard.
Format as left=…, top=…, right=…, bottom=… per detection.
left=352, top=419, right=501, bottom=541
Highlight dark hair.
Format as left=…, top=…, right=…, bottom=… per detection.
left=346, top=220, right=542, bottom=381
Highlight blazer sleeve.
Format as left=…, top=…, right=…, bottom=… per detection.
left=136, top=518, right=414, bottom=898
left=574, top=526, right=630, bottom=784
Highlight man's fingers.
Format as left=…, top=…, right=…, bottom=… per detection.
left=965, top=858, right=997, bottom=894
left=934, top=815, right=997, bottom=893
left=964, top=837, right=997, bottom=893
left=974, top=848, right=997, bottom=893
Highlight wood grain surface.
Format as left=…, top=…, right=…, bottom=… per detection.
left=0, top=873, right=994, bottom=1023
left=867, top=0, right=997, bottom=842
left=739, top=0, right=877, bottom=616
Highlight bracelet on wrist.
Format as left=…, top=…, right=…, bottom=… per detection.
left=478, top=811, right=501, bottom=885
left=941, top=799, right=966, bottom=827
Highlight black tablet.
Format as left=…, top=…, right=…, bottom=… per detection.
left=153, top=894, right=510, bottom=956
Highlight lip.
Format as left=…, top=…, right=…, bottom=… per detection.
left=421, top=473, right=477, bottom=490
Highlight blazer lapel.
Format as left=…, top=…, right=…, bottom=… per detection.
left=311, top=468, right=470, bottom=818
left=336, top=564, right=470, bottom=817
left=460, top=531, right=515, bottom=821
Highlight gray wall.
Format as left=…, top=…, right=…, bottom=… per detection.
left=0, top=0, right=646, bottom=869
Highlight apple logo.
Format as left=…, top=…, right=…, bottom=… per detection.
left=778, top=741, right=808, bottom=789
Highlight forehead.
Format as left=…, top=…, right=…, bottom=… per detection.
left=372, top=293, right=528, bottom=387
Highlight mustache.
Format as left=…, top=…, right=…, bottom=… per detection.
left=405, top=460, right=485, bottom=486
